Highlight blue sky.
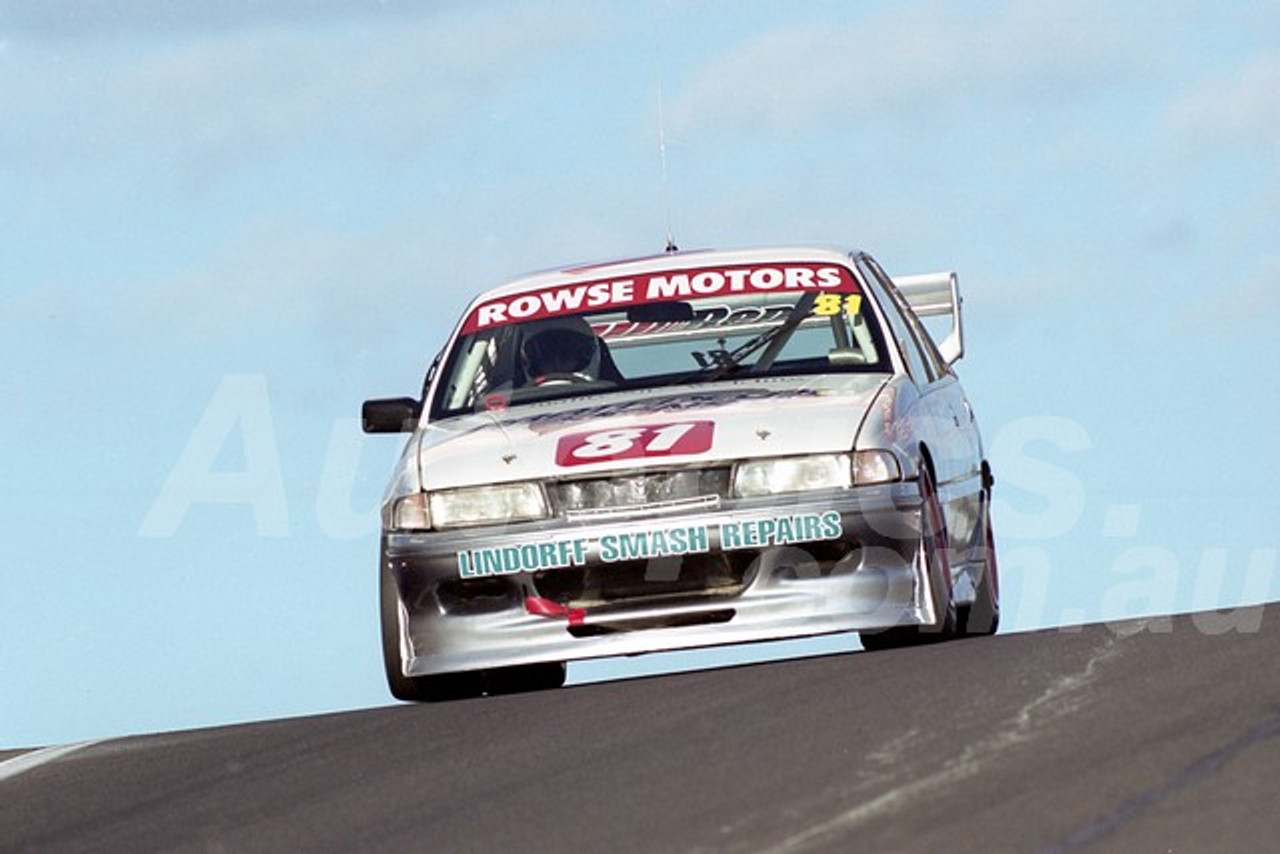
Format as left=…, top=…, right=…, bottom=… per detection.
left=2, top=0, right=1277, bottom=748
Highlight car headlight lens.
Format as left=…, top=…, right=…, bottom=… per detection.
left=852, top=449, right=902, bottom=485
left=732, top=454, right=854, bottom=497
left=428, top=481, right=548, bottom=529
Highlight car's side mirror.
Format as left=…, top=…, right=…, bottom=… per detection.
left=362, top=397, right=422, bottom=433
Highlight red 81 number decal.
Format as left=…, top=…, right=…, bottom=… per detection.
left=555, top=421, right=714, bottom=467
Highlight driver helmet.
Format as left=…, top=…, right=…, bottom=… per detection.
left=520, top=316, right=601, bottom=384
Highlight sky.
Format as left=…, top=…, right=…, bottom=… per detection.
left=2, top=0, right=1277, bottom=749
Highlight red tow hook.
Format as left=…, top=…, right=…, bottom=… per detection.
left=524, top=596, right=586, bottom=627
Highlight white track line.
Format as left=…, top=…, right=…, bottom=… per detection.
left=0, top=740, right=104, bottom=784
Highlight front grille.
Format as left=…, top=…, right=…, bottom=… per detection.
left=435, top=576, right=521, bottom=615
left=529, top=539, right=859, bottom=615
left=547, top=468, right=731, bottom=517
left=568, top=609, right=735, bottom=637
left=532, top=551, right=753, bottom=609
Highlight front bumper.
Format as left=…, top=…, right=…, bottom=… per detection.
left=384, top=482, right=937, bottom=677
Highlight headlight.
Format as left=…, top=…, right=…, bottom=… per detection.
left=428, top=481, right=548, bottom=529
left=852, top=449, right=902, bottom=485
left=732, top=454, right=854, bottom=497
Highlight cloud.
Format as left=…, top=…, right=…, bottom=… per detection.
left=667, top=0, right=1154, bottom=137
left=1165, top=52, right=1280, bottom=151
left=131, top=214, right=442, bottom=348
left=1173, top=252, right=1280, bottom=334
left=0, top=1, right=603, bottom=173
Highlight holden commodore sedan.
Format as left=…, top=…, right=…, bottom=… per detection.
left=362, top=246, right=999, bottom=700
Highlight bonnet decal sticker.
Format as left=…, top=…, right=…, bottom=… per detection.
left=554, top=420, right=714, bottom=467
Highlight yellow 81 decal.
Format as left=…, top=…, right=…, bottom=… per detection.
left=813, top=293, right=862, bottom=317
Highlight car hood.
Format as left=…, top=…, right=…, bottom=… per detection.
left=412, top=375, right=888, bottom=489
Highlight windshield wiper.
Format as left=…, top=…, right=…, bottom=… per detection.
left=678, top=294, right=816, bottom=384
left=695, top=326, right=783, bottom=380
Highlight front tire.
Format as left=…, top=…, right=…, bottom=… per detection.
left=486, top=662, right=568, bottom=695
left=380, top=556, right=565, bottom=701
left=860, top=465, right=956, bottom=651
left=380, top=557, right=485, bottom=702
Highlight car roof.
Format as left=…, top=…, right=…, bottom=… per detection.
left=473, top=245, right=863, bottom=302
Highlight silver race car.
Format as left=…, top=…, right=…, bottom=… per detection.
left=362, top=246, right=999, bottom=699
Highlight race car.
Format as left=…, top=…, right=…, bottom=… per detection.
left=362, top=246, right=999, bottom=700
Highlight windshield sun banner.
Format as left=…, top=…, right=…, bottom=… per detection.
left=461, top=262, right=860, bottom=333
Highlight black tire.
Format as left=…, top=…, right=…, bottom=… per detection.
left=380, top=556, right=416, bottom=701
left=485, top=662, right=568, bottom=695
left=404, top=671, right=487, bottom=703
left=380, top=557, right=485, bottom=702
left=860, top=464, right=956, bottom=651
left=957, top=491, right=1000, bottom=636
left=380, top=557, right=563, bottom=701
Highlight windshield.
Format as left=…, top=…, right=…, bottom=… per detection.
left=430, top=261, right=890, bottom=419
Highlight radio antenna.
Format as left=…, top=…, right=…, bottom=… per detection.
left=650, top=0, right=678, bottom=254
left=658, top=80, right=677, bottom=253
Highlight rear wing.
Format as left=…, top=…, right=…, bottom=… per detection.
left=892, top=271, right=963, bottom=364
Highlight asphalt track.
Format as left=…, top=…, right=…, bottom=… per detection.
left=4, top=606, right=1279, bottom=853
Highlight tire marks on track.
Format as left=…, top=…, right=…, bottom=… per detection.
left=1040, top=710, right=1280, bottom=854
left=758, top=629, right=1130, bottom=854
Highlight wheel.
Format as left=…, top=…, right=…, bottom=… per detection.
left=485, top=662, right=568, bottom=695
left=957, top=490, right=1000, bottom=636
left=379, top=555, right=418, bottom=700
left=380, top=558, right=563, bottom=701
left=860, top=464, right=956, bottom=651
left=380, top=557, right=484, bottom=702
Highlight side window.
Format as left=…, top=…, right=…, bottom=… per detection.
left=858, top=259, right=934, bottom=385
left=435, top=327, right=521, bottom=415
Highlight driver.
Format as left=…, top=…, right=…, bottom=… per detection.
left=520, top=317, right=602, bottom=385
